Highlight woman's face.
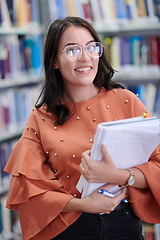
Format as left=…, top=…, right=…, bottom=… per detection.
left=55, top=25, right=99, bottom=90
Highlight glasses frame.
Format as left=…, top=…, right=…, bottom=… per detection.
left=59, top=41, right=104, bottom=62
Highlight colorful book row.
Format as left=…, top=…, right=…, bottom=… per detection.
left=103, top=35, right=160, bottom=77
left=0, top=84, right=42, bottom=137
left=43, top=0, right=160, bottom=27
left=0, top=139, right=21, bottom=239
left=143, top=222, right=160, bottom=240
left=0, top=194, right=22, bottom=239
left=0, top=0, right=41, bottom=28
left=0, top=34, right=43, bottom=81
left=128, top=83, right=160, bottom=117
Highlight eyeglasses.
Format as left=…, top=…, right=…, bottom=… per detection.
left=59, top=41, right=103, bottom=61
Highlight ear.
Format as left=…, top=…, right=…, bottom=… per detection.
left=54, top=62, right=58, bottom=69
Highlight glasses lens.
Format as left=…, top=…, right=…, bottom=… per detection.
left=64, top=45, right=81, bottom=61
left=86, top=42, right=103, bottom=58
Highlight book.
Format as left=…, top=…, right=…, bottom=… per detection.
left=89, top=0, right=103, bottom=24
left=130, top=36, right=141, bottom=73
left=0, top=2, right=2, bottom=26
left=39, top=0, right=50, bottom=27
left=103, top=37, right=112, bottom=64
left=66, top=0, right=77, bottom=16
left=128, top=0, right=139, bottom=21
left=81, top=0, right=92, bottom=21
left=5, top=0, right=15, bottom=26
left=125, top=0, right=134, bottom=19
left=0, top=43, right=8, bottom=79
left=99, top=0, right=117, bottom=26
left=1, top=195, right=13, bottom=239
left=73, top=0, right=85, bottom=18
left=0, top=0, right=12, bottom=28
left=154, top=223, right=160, bottom=240
left=145, top=83, right=157, bottom=115
left=110, top=37, right=121, bottom=70
left=145, top=0, right=159, bottom=22
left=76, top=116, right=160, bottom=198
left=30, top=0, right=41, bottom=25
left=153, top=0, right=160, bottom=20
left=154, top=86, right=160, bottom=118
left=136, top=84, right=146, bottom=105
left=150, top=36, right=159, bottom=66
left=135, top=0, right=148, bottom=17
left=17, top=0, right=27, bottom=27
left=114, top=0, right=128, bottom=24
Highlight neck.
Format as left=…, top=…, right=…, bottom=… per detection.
left=62, top=84, right=100, bottom=102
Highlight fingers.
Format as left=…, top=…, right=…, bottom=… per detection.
left=79, top=163, right=85, bottom=174
left=79, top=150, right=91, bottom=174
left=81, top=150, right=91, bottom=167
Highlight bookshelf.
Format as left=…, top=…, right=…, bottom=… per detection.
left=0, top=0, right=160, bottom=239
left=0, top=0, right=44, bottom=239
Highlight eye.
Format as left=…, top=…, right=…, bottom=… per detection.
left=67, top=48, right=76, bottom=56
left=66, top=46, right=81, bottom=56
left=87, top=45, right=95, bottom=53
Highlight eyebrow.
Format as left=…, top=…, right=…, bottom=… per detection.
left=64, top=40, right=95, bottom=47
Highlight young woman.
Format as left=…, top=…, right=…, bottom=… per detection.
left=4, top=17, right=160, bottom=240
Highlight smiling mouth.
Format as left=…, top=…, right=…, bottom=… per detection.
left=75, top=67, right=91, bottom=72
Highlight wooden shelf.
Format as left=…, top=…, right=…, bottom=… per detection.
left=0, top=74, right=44, bottom=89
left=0, top=25, right=44, bottom=35
left=0, top=128, right=23, bottom=143
left=95, top=22, right=160, bottom=36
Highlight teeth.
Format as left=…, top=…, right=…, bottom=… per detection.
left=75, top=67, right=91, bottom=72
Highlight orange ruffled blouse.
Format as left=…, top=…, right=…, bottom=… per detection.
left=4, top=88, right=160, bottom=240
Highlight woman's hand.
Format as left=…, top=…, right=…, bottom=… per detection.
left=82, top=183, right=127, bottom=214
left=63, top=183, right=127, bottom=214
left=80, top=145, right=120, bottom=184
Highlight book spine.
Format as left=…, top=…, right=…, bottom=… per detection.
left=81, top=0, right=92, bottom=21
left=0, top=45, right=7, bottom=79
left=152, top=0, right=160, bottom=20
left=66, top=0, right=77, bottom=16
left=73, top=0, right=85, bottom=18
left=30, top=0, right=41, bottom=25
left=114, top=0, right=127, bottom=20
left=0, top=85, right=42, bottom=135
left=124, top=0, right=134, bottom=19
left=0, top=0, right=12, bottom=27
left=89, top=0, right=103, bottom=23
left=110, top=37, right=121, bottom=69
left=5, top=0, right=15, bottom=26
left=135, top=0, right=148, bottom=17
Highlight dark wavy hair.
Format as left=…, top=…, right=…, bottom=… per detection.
left=35, top=16, right=124, bottom=125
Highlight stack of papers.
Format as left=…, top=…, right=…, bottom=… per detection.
left=77, top=116, right=160, bottom=198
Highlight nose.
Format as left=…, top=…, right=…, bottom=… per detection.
left=79, top=46, right=90, bottom=61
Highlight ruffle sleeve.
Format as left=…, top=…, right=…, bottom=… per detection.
left=4, top=112, right=81, bottom=240
left=129, top=145, right=160, bottom=223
